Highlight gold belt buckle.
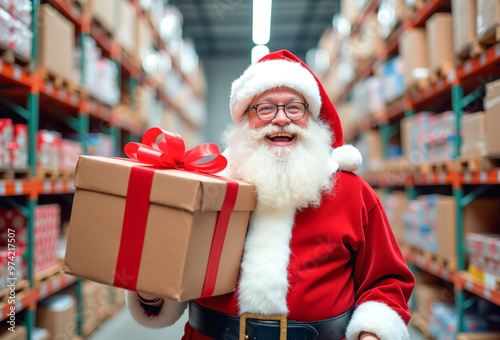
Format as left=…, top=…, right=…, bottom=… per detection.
left=239, top=313, right=287, bottom=340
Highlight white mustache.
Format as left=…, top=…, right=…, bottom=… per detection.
left=247, top=123, right=312, bottom=142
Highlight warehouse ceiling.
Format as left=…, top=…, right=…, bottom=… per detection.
left=176, top=0, right=340, bottom=60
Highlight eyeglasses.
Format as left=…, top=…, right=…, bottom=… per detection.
left=245, top=102, right=309, bottom=121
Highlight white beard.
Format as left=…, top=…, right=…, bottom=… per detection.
left=223, top=118, right=335, bottom=210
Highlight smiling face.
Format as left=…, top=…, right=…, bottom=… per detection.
left=246, top=87, right=309, bottom=148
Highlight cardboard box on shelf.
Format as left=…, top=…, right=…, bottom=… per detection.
left=435, top=197, right=500, bottom=269
left=383, top=192, right=408, bottom=244
left=452, top=0, right=477, bottom=55
left=460, top=112, right=487, bottom=158
left=426, top=12, right=455, bottom=74
left=116, top=0, right=137, bottom=55
left=415, top=282, right=454, bottom=322
left=484, top=78, right=500, bottom=156
left=89, top=0, right=116, bottom=35
left=39, top=4, right=75, bottom=82
left=476, top=0, right=500, bottom=38
left=399, top=28, right=429, bottom=89
left=135, top=16, right=153, bottom=64
left=36, top=294, right=76, bottom=340
left=0, top=325, right=27, bottom=340
left=64, top=155, right=256, bottom=301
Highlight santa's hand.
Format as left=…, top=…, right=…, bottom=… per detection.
left=359, top=331, right=380, bottom=340
left=136, top=291, right=164, bottom=307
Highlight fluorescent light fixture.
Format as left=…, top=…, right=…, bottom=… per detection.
left=252, top=0, right=272, bottom=45
left=251, top=45, right=269, bottom=64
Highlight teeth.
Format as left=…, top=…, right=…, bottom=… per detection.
left=268, top=132, right=293, bottom=139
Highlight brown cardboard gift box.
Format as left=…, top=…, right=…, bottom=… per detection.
left=63, top=155, right=256, bottom=301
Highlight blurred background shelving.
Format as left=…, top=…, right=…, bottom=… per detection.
left=1, top=0, right=500, bottom=339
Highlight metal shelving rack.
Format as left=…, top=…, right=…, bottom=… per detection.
left=329, top=0, right=500, bottom=334
left=0, top=0, right=204, bottom=337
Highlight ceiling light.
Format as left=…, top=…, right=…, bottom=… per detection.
left=252, top=0, right=272, bottom=45
left=251, top=45, right=269, bottom=64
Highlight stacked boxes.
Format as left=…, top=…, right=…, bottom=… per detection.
left=429, top=302, right=489, bottom=339
left=401, top=111, right=457, bottom=165
left=0, top=209, right=27, bottom=286
left=466, top=233, right=500, bottom=288
left=452, top=0, right=477, bottom=55
left=36, top=294, right=76, bottom=340
left=34, top=204, right=60, bottom=274
left=484, top=79, right=500, bottom=156
left=403, top=195, right=438, bottom=253
left=426, top=13, right=455, bottom=74
left=0, top=0, right=33, bottom=59
left=380, top=56, right=405, bottom=103
left=399, top=28, right=429, bottom=88
left=39, top=4, right=75, bottom=81
left=461, top=112, right=487, bottom=158
left=0, top=120, right=28, bottom=168
left=37, top=130, right=62, bottom=170
left=476, top=0, right=500, bottom=38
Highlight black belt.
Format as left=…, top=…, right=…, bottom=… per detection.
left=188, top=301, right=353, bottom=340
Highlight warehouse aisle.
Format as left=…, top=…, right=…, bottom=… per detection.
left=89, top=307, right=426, bottom=340
left=89, top=307, right=188, bottom=340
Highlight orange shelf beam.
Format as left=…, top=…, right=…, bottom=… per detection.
left=0, top=60, right=32, bottom=88
left=455, top=272, right=500, bottom=307
left=413, top=171, right=455, bottom=186
left=0, top=289, right=38, bottom=322
left=460, top=169, right=500, bottom=185
left=40, top=80, right=81, bottom=109
left=457, top=43, right=500, bottom=80
left=36, top=273, right=78, bottom=301
left=0, top=180, right=37, bottom=197
left=410, top=0, right=449, bottom=28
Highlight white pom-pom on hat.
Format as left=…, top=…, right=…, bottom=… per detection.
left=331, top=144, right=362, bottom=172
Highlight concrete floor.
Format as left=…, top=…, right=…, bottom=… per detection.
left=89, top=307, right=427, bottom=340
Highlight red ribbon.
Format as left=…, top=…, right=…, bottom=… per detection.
left=113, top=128, right=238, bottom=297
left=124, top=127, right=227, bottom=173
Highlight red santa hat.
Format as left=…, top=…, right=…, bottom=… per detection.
left=230, top=49, right=361, bottom=172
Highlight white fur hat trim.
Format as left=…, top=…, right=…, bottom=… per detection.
left=331, top=144, right=362, bottom=172
left=230, top=59, right=322, bottom=123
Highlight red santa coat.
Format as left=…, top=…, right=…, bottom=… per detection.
left=179, top=171, right=414, bottom=340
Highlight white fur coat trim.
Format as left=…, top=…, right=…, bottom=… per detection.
left=125, top=290, right=188, bottom=329
left=345, top=301, right=409, bottom=340
left=237, top=204, right=297, bottom=315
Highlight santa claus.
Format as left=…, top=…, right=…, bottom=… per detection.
left=126, top=50, right=415, bottom=340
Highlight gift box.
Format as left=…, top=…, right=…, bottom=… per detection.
left=64, top=130, right=256, bottom=301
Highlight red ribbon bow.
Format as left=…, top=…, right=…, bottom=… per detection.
left=124, top=127, right=227, bottom=173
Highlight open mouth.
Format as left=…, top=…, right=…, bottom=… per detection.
left=266, top=132, right=296, bottom=143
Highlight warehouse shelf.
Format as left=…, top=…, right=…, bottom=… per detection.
left=0, top=180, right=37, bottom=197
left=413, top=171, right=455, bottom=186
left=39, top=79, right=81, bottom=111
left=410, top=0, right=451, bottom=28
left=455, top=272, right=500, bottom=307
left=36, top=273, right=78, bottom=300
left=0, top=59, right=33, bottom=88
left=402, top=245, right=457, bottom=283
left=36, top=179, right=75, bottom=195
left=0, top=288, right=38, bottom=322
left=461, top=169, right=500, bottom=185
left=0, top=179, right=76, bottom=197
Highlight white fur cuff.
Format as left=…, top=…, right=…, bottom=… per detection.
left=125, top=290, right=188, bottom=329
left=345, top=301, right=409, bottom=340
